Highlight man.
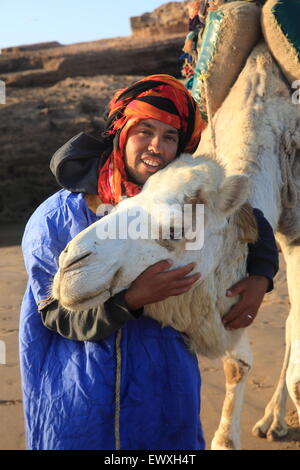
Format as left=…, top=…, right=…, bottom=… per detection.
left=20, top=75, right=278, bottom=450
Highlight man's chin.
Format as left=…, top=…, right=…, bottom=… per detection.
left=126, top=170, right=150, bottom=185
left=139, top=161, right=163, bottom=178
left=126, top=162, right=163, bottom=185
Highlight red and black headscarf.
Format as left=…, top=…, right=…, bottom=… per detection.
left=98, top=74, right=206, bottom=204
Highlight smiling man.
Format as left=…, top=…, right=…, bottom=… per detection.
left=20, top=74, right=278, bottom=450
left=124, top=119, right=180, bottom=182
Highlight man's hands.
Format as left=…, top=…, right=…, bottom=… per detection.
left=222, top=275, right=270, bottom=330
left=124, top=263, right=269, bottom=329
left=124, top=260, right=201, bottom=311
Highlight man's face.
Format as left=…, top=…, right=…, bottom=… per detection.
left=124, top=118, right=179, bottom=185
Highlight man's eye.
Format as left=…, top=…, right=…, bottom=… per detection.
left=165, top=135, right=177, bottom=142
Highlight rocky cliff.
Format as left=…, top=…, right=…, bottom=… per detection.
left=0, top=75, right=144, bottom=224
left=3, top=41, right=62, bottom=54
left=0, top=36, right=185, bottom=88
left=0, top=1, right=189, bottom=224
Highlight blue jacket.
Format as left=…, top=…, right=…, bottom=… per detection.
left=20, top=189, right=204, bottom=450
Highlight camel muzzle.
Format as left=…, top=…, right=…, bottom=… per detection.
left=61, top=250, right=93, bottom=273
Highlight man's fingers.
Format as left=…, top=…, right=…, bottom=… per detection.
left=226, top=279, right=247, bottom=297
left=169, top=287, right=194, bottom=297
left=224, top=315, right=255, bottom=330
left=148, top=259, right=173, bottom=274
left=170, top=273, right=201, bottom=290
left=222, top=301, right=245, bottom=325
left=222, top=304, right=255, bottom=327
left=160, top=263, right=197, bottom=281
left=142, top=261, right=198, bottom=279
left=223, top=310, right=257, bottom=330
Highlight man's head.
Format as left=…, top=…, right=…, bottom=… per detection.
left=98, top=74, right=206, bottom=204
left=124, top=118, right=179, bottom=185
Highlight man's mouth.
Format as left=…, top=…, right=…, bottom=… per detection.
left=141, top=155, right=163, bottom=171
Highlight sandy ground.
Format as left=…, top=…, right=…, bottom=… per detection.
left=0, top=224, right=300, bottom=451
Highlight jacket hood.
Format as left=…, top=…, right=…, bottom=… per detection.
left=50, top=132, right=105, bottom=194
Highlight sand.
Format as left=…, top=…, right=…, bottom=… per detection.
left=0, top=224, right=299, bottom=450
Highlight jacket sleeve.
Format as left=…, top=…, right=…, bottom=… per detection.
left=40, top=292, right=144, bottom=342
left=23, top=235, right=143, bottom=343
left=247, top=208, right=279, bottom=292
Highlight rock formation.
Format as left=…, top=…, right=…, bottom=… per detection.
left=0, top=1, right=190, bottom=224
left=0, top=75, right=145, bottom=224
left=131, top=1, right=189, bottom=37
left=0, top=37, right=185, bottom=88
left=3, top=41, right=62, bottom=54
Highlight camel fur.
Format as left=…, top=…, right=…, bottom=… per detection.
left=53, top=154, right=257, bottom=359
left=197, top=41, right=300, bottom=449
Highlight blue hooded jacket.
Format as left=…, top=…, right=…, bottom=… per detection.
left=19, top=189, right=205, bottom=450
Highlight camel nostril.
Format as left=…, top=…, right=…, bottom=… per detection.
left=62, top=251, right=92, bottom=271
left=63, top=242, right=71, bottom=254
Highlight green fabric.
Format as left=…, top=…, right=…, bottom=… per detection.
left=194, top=10, right=225, bottom=77
left=186, top=75, right=194, bottom=90
left=192, top=9, right=225, bottom=119
left=273, top=0, right=300, bottom=57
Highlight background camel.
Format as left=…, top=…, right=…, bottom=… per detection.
left=197, top=41, right=300, bottom=448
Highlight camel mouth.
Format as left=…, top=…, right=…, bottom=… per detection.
left=62, top=251, right=93, bottom=272
left=56, top=260, right=123, bottom=312
left=61, top=288, right=111, bottom=312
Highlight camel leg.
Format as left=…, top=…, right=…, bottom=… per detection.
left=211, top=331, right=252, bottom=450
left=253, top=241, right=300, bottom=440
left=252, top=315, right=290, bottom=440
left=283, top=245, right=300, bottom=425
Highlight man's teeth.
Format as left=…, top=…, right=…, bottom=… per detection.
left=143, top=159, right=160, bottom=167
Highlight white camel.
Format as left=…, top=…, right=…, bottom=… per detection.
left=53, top=153, right=258, bottom=450
left=53, top=42, right=300, bottom=450
left=197, top=41, right=300, bottom=448
left=53, top=154, right=257, bottom=357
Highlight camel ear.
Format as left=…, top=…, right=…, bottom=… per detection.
left=216, top=175, right=249, bottom=216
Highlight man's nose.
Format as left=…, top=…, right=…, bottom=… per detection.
left=148, top=135, right=163, bottom=154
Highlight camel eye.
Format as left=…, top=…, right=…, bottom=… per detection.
left=169, top=226, right=184, bottom=240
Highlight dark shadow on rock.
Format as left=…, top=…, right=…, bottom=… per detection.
left=0, top=224, right=25, bottom=247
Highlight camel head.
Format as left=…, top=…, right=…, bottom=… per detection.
left=53, top=154, right=255, bottom=312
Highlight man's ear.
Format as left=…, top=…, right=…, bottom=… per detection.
left=216, top=175, right=249, bottom=216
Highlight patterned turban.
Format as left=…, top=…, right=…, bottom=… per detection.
left=98, top=74, right=206, bottom=204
